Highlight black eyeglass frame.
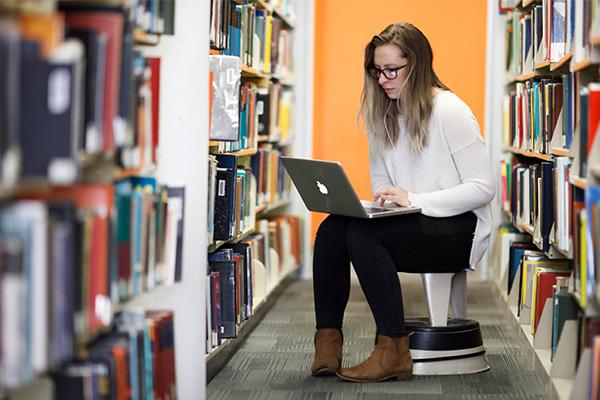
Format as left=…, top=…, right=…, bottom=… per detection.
left=366, top=64, right=408, bottom=80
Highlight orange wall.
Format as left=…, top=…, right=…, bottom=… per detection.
left=312, top=0, right=488, bottom=237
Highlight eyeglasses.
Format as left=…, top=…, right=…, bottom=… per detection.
left=367, top=64, right=408, bottom=80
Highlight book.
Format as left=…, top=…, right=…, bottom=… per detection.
left=579, top=88, right=589, bottom=178
left=87, top=332, right=131, bottom=399
left=550, top=0, right=567, bottom=62
left=159, top=0, right=176, bottom=35
left=114, top=187, right=132, bottom=301
left=20, top=184, right=115, bottom=335
left=224, top=242, right=254, bottom=320
left=208, top=156, right=218, bottom=245
left=209, top=55, right=241, bottom=141
left=530, top=268, right=570, bottom=334
left=19, top=12, right=63, bottom=58
left=166, top=185, right=185, bottom=283
left=592, top=335, right=600, bottom=400
left=0, top=19, right=22, bottom=184
left=518, top=250, right=569, bottom=318
left=147, top=57, right=161, bottom=165
left=65, top=27, right=107, bottom=154
left=209, top=260, right=237, bottom=338
left=210, top=271, right=222, bottom=346
left=2, top=202, right=49, bottom=378
left=53, top=362, right=111, bottom=399
left=539, top=161, right=554, bottom=251
left=551, top=277, right=578, bottom=360
left=214, top=167, right=235, bottom=241
left=509, top=242, right=537, bottom=294
left=585, top=186, right=600, bottom=304
left=63, top=7, right=125, bottom=151
left=48, top=202, right=77, bottom=370
left=117, top=5, right=135, bottom=154
left=19, top=39, right=83, bottom=184
left=0, top=205, right=38, bottom=388
left=587, top=83, right=600, bottom=156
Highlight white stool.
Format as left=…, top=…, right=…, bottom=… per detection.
left=405, top=271, right=490, bottom=375
left=421, top=271, right=467, bottom=326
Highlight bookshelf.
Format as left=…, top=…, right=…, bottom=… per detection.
left=253, top=0, right=271, bottom=11
left=133, top=29, right=161, bottom=46
left=241, top=64, right=269, bottom=79
left=502, top=211, right=570, bottom=262
left=570, top=176, right=588, bottom=190
left=105, top=1, right=210, bottom=397
left=0, top=0, right=314, bottom=398
left=551, top=148, right=570, bottom=157
left=521, top=0, right=539, bottom=9
left=207, top=227, right=255, bottom=254
left=522, top=224, right=534, bottom=236
left=210, top=147, right=259, bottom=157
left=205, top=270, right=296, bottom=381
left=572, top=59, right=597, bottom=73
left=272, top=7, right=296, bottom=29
left=205, top=0, right=311, bottom=384
left=504, top=147, right=554, bottom=161
left=493, top=1, right=600, bottom=399
left=0, top=0, right=214, bottom=399
left=516, top=71, right=538, bottom=81
left=550, top=52, right=572, bottom=71
left=256, top=196, right=291, bottom=215
left=506, top=305, right=574, bottom=400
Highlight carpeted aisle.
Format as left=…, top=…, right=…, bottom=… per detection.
left=207, top=273, right=558, bottom=400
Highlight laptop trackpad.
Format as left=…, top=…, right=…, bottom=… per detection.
left=360, top=200, right=402, bottom=211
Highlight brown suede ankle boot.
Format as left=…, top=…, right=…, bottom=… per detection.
left=336, top=335, right=412, bottom=382
left=310, top=328, right=343, bottom=376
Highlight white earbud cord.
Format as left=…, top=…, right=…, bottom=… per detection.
left=382, top=101, right=398, bottom=189
left=383, top=100, right=394, bottom=148
left=379, top=67, right=411, bottom=201
left=382, top=68, right=411, bottom=148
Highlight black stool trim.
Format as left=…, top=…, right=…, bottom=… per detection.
left=409, top=328, right=483, bottom=351
left=406, top=318, right=484, bottom=351
left=405, top=318, right=480, bottom=332
left=412, top=350, right=487, bottom=364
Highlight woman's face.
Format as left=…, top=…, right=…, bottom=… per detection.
left=373, top=44, right=409, bottom=100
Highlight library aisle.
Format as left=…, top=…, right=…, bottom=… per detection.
left=3, top=0, right=600, bottom=397
left=207, top=275, right=558, bottom=399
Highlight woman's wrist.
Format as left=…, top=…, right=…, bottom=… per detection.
left=407, top=192, right=419, bottom=207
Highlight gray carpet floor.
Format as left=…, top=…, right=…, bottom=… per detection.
left=207, top=274, right=558, bottom=399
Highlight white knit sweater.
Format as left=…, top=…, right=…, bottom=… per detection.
left=369, top=91, right=496, bottom=269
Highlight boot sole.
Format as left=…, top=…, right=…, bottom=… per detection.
left=336, top=371, right=412, bottom=383
left=311, top=367, right=339, bottom=377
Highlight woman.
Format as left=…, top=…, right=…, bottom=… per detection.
left=310, top=23, right=495, bottom=383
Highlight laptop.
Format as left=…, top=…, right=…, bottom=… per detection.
left=280, top=157, right=421, bottom=219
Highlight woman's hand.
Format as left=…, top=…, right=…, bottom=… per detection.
left=374, top=186, right=411, bottom=207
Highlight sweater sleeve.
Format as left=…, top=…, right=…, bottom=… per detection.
left=408, top=99, right=496, bottom=217
left=369, top=135, right=393, bottom=196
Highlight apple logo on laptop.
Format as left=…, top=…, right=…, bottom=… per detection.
left=316, top=180, right=328, bottom=195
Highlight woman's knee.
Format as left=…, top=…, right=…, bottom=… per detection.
left=345, top=219, right=374, bottom=245
left=345, top=220, right=392, bottom=271
left=315, top=214, right=351, bottom=245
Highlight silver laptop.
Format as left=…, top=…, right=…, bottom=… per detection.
left=280, top=157, right=421, bottom=218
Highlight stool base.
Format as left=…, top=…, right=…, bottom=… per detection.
left=406, top=317, right=490, bottom=376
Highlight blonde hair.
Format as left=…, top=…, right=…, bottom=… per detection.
left=359, top=23, right=449, bottom=152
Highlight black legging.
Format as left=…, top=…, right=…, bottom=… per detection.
left=313, top=211, right=477, bottom=337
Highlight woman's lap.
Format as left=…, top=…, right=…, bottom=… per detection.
left=344, top=212, right=476, bottom=273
